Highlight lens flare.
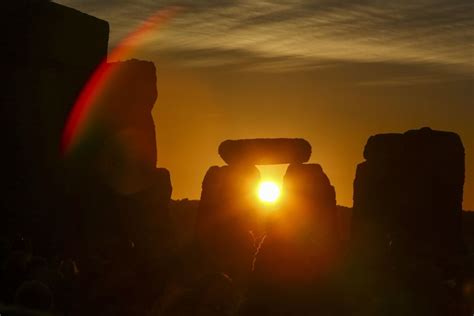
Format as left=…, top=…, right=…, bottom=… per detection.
left=258, top=181, right=281, bottom=203
left=61, top=6, right=182, bottom=156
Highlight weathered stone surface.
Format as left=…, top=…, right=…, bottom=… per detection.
left=196, top=165, right=261, bottom=281
left=219, top=138, right=311, bottom=165
left=353, top=127, right=466, bottom=261
left=254, top=163, right=340, bottom=286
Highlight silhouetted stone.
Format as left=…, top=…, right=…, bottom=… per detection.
left=219, top=138, right=311, bottom=165
left=353, top=127, right=466, bottom=262
left=121, top=168, right=173, bottom=246
left=463, top=211, right=474, bottom=264
left=2, top=2, right=177, bottom=315
left=255, top=163, right=339, bottom=286
left=336, top=205, right=352, bottom=246
left=94, top=60, right=158, bottom=168
left=2, top=2, right=173, bottom=267
left=282, top=164, right=339, bottom=252
left=196, top=165, right=261, bottom=281
left=350, top=127, right=468, bottom=315
left=169, top=199, right=200, bottom=249
left=62, top=58, right=168, bottom=261
left=5, top=1, right=108, bottom=69
left=83, top=60, right=161, bottom=220
left=81, top=59, right=171, bottom=265
left=2, top=1, right=109, bottom=249
left=88, top=59, right=164, bottom=189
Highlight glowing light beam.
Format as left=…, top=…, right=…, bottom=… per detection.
left=258, top=181, right=281, bottom=203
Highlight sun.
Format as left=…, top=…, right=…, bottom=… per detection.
left=257, top=181, right=281, bottom=203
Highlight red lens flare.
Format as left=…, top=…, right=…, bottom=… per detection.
left=61, top=6, right=182, bottom=156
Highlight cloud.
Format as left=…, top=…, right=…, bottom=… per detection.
left=55, top=0, right=473, bottom=73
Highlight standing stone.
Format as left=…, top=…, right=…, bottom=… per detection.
left=91, top=60, right=160, bottom=195
left=196, top=164, right=261, bottom=281
left=350, top=127, right=468, bottom=315
left=78, top=59, right=172, bottom=263
left=246, top=163, right=341, bottom=314
left=2, top=1, right=109, bottom=250
left=2, top=2, right=173, bottom=262
left=352, top=127, right=466, bottom=263
left=95, top=60, right=158, bottom=168
left=254, top=163, right=340, bottom=286
left=120, top=168, right=173, bottom=250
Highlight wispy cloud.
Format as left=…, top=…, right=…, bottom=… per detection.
left=55, top=0, right=473, bottom=73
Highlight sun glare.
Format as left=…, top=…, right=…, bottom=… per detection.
left=258, top=181, right=281, bottom=203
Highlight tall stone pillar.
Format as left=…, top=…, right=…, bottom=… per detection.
left=196, top=164, right=261, bottom=281
left=255, top=163, right=340, bottom=286
left=350, top=127, right=468, bottom=315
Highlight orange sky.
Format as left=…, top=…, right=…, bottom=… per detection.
left=152, top=57, right=473, bottom=209
left=55, top=0, right=473, bottom=210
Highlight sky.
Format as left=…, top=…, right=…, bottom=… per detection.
left=56, top=0, right=473, bottom=209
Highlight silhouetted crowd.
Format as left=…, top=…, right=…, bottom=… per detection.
left=0, top=232, right=245, bottom=316
left=1, top=215, right=473, bottom=316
